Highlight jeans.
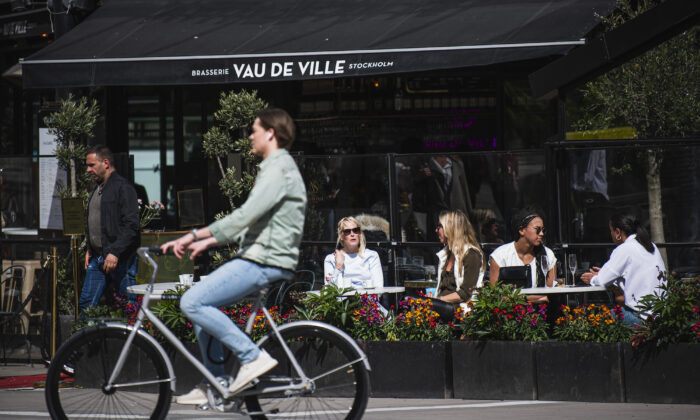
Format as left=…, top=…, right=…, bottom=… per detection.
left=179, top=258, right=293, bottom=377
left=79, top=253, right=138, bottom=312
left=620, top=306, right=643, bottom=327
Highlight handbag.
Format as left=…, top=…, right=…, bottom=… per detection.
left=498, top=265, right=531, bottom=288
left=428, top=297, right=455, bottom=323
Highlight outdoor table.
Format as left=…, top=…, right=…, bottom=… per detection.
left=308, top=286, right=405, bottom=297
left=519, top=285, right=608, bottom=306
left=519, top=285, right=607, bottom=294
left=127, top=282, right=183, bottom=301
left=404, top=280, right=437, bottom=288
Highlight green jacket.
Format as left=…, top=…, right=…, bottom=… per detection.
left=209, top=149, right=307, bottom=271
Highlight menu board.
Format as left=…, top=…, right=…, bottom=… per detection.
left=137, top=232, right=194, bottom=284
left=38, top=128, right=67, bottom=230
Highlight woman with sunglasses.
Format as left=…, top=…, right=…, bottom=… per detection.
left=489, top=209, right=557, bottom=300
left=324, top=216, right=384, bottom=289
left=434, top=210, right=484, bottom=311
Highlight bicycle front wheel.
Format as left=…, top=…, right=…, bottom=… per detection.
left=45, top=325, right=172, bottom=420
left=245, top=324, right=370, bottom=420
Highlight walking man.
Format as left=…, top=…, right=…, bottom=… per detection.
left=162, top=108, right=306, bottom=402
left=80, top=145, right=140, bottom=312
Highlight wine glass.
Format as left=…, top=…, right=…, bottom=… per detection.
left=539, top=255, right=549, bottom=287
left=568, top=254, right=578, bottom=287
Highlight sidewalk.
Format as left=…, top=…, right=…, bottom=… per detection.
left=0, top=362, right=48, bottom=390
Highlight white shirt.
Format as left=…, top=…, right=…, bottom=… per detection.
left=324, top=249, right=384, bottom=289
left=489, top=241, right=557, bottom=288
left=590, top=234, right=666, bottom=314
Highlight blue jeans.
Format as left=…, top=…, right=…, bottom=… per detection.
left=79, top=253, right=138, bottom=312
left=620, top=306, right=643, bottom=327
left=179, top=258, right=293, bottom=377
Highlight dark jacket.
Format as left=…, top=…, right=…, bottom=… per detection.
left=86, top=171, right=140, bottom=259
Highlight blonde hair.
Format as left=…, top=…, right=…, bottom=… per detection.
left=472, top=208, right=497, bottom=242
left=336, top=216, right=366, bottom=258
left=439, top=210, right=482, bottom=276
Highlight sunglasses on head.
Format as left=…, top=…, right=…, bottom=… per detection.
left=342, top=227, right=361, bottom=235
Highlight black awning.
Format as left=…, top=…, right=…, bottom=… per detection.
left=530, top=0, right=700, bottom=99
left=21, top=0, right=616, bottom=88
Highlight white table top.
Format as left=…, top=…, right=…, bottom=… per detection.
left=2, top=227, right=38, bottom=236
left=519, top=285, right=607, bottom=295
left=308, top=286, right=405, bottom=297
left=127, top=282, right=183, bottom=300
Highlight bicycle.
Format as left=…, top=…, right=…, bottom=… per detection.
left=44, top=246, right=371, bottom=419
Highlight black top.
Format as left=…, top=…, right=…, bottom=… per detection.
left=85, top=171, right=140, bottom=259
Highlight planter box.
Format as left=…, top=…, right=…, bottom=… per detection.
left=623, top=343, right=700, bottom=404
left=362, top=340, right=452, bottom=398
left=535, top=341, right=624, bottom=402
left=452, top=341, right=536, bottom=400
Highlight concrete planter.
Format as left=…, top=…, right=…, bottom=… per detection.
left=535, top=341, right=624, bottom=402
left=361, top=340, right=452, bottom=398
left=623, top=342, right=700, bottom=404
left=451, top=341, right=537, bottom=400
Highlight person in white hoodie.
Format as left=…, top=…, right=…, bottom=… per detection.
left=581, top=212, right=666, bottom=326
left=434, top=210, right=484, bottom=312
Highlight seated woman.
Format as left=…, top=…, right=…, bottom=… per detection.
left=489, top=209, right=557, bottom=303
left=435, top=210, right=484, bottom=311
left=580, top=212, right=666, bottom=326
left=324, top=216, right=384, bottom=289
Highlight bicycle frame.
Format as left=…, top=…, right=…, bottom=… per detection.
left=103, top=247, right=370, bottom=403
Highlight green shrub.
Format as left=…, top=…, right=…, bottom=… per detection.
left=461, top=282, right=549, bottom=341
left=636, top=277, right=700, bottom=346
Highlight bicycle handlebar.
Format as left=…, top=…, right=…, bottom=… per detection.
left=139, top=246, right=175, bottom=257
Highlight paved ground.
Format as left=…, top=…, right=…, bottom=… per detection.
left=1, top=363, right=699, bottom=419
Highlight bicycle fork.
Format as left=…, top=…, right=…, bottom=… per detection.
left=242, top=299, right=314, bottom=396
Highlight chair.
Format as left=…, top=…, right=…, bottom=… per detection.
left=0, top=265, right=30, bottom=364
left=265, top=270, right=316, bottom=313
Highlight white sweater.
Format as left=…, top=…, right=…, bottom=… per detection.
left=590, top=234, right=666, bottom=315
left=324, top=249, right=384, bottom=289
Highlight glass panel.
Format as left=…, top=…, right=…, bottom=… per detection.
left=296, top=155, right=390, bottom=242
left=564, top=144, right=700, bottom=271
left=295, top=154, right=390, bottom=285
left=0, top=156, right=37, bottom=232
left=395, top=151, right=546, bottom=243
left=127, top=92, right=173, bottom=218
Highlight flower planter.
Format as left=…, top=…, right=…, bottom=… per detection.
left=535, top=341, right=624, bottom=402
left=452, top=341, right=537, bottom=400
left=623, top=343, right=700, bottom=404
left=362, top=340, right=452, bottom=398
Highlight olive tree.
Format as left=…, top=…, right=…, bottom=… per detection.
left=202, top=90, right=268, bottom=211
left=44, top=93, right=99, bottom=202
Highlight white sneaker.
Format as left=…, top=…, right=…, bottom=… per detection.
left=228, top=350, right=278, bottom=394
left=175, top=384, right=207, bottom=405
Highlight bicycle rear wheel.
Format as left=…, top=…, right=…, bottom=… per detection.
left=45, top=325, right=172, bottom=420
left=245, top=324, right=370, bottom=420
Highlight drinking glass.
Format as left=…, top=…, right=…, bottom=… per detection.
left=568, top=254, right=578, bottom=286
left=539, top=255, right=549, bottom=287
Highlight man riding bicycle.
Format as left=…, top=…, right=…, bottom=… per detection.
left=161, top=108, right=306, bottom=400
